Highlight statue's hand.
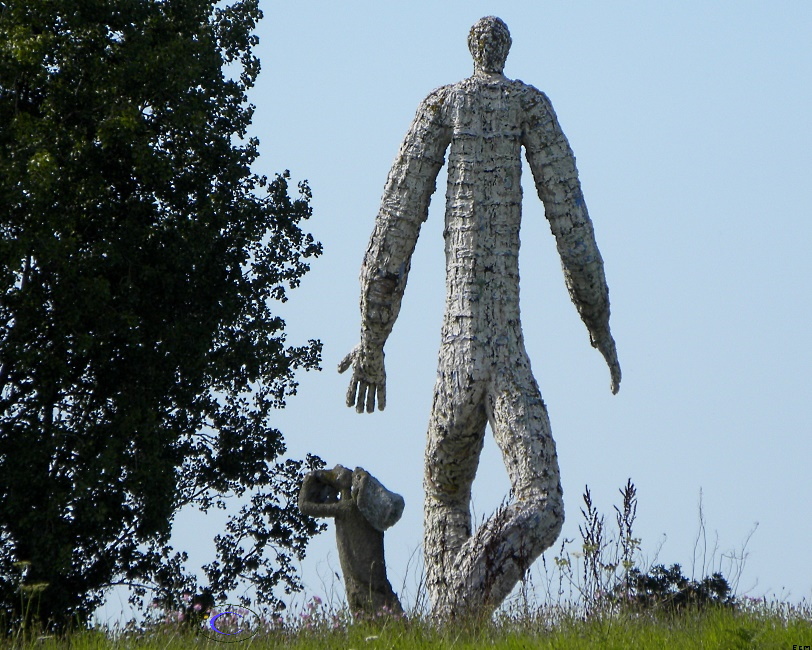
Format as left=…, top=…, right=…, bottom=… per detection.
left=338, top=343, right=387, bottom=413
left=591, top=331, right=621, bottom=395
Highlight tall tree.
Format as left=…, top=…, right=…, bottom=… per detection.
left=0, top=0, right=323, bottom=631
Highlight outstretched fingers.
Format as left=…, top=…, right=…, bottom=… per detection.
left=338, top=345, right=386, bottom=413
left=355, top=382, right=367, bottom=413
left=346, top=376, right=360, bottom=408
left=349, top=380, right=385, bottom=413
left=342, top=365, right=377, bottom=413
left=365, top=383, right=376, bottom=413
left=355, top=381, right=374, bottom=414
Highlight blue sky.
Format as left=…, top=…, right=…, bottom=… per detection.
left=106, top=1, right=812, bottom=619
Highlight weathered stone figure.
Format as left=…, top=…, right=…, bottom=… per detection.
left=339, top=17, right=620, bottom=617
left=298, top=465, right=404, bottom=615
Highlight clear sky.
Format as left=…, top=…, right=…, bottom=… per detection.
left=106, top=1, right=812, bottom=619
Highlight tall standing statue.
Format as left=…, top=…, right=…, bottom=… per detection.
left=339, top=16, right=620, bottom=618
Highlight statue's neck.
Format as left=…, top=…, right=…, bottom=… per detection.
left=472, top=68, right=507, bottom=82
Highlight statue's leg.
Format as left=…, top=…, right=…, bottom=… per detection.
left=423, top=357, right=488, bottom=616
left=444, top=356, right=564, bottom=617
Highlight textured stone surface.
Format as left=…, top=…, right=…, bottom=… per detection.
left=355, top=472, right=406, bottom=533
left=298, top=466, right=404, bottom=615
left=340, top=16, right=619, bottom=618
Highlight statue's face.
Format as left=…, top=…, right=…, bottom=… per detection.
left=468, top=16, right=512, bottom=74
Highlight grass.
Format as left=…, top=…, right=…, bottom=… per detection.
left=4, top=482, right=811, bottom=648
left=2, top=601, right=811, bottom=649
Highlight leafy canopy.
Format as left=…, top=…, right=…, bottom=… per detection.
left=0, top=0, right=323, bottom=631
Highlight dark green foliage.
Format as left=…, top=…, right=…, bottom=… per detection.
left=0, top=0, right=323, bottom=632
left=620, top=563, right=735, bottom=613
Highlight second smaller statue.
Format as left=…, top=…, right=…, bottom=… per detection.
left=299, top=465, right=405, bottom=616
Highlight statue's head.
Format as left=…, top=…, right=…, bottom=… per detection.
left=468, top=16, right=511, bottom=74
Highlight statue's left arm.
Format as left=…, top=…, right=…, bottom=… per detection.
left=522, top=87, right=621, bottom=394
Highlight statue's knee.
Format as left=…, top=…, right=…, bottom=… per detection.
left=550, top=495, right=565, bottom=539
left=523, top=489, right=564, bottom=544
left=547, top=488, right=565, bottom=531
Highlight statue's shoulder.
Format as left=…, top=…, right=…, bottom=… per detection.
left=509, top=79, right=553, bottom=111
left=424, top=83, right=454, bottom=98
left=420, top=83, right=454, bottom=106
left=416, top=84, right=454, bottom=122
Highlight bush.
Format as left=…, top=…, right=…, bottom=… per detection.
left=619, top=563, right=735, bottom=613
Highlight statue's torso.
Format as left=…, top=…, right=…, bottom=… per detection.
left=436, top=76, right=532, bottom=349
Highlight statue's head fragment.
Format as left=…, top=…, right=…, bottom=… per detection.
left=468, top=16, right=511, bottom=74
left=352, top=467, right=405, bottom=532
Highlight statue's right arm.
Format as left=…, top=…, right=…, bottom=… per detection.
left=340, top=87, right=453, bottom=413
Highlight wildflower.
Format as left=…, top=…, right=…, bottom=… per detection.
left=193, top=603, right=202, bottom=612
left=262, top=615, right=282, bottom=631
left=181, top=592, right=192, bottom=603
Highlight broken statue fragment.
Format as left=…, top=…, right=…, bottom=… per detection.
left=299, top=465, right=404, bottom=615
